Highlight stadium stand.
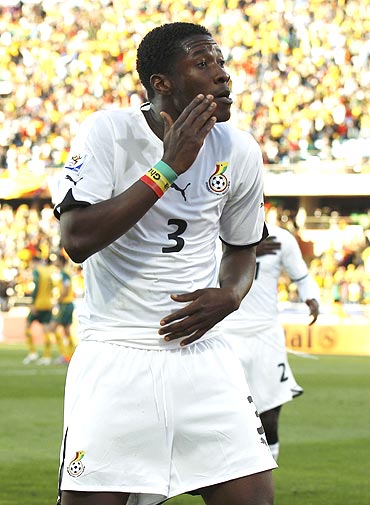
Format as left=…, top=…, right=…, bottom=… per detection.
left=0, top=0, right=369, bottom=172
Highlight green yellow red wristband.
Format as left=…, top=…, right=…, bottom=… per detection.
left=153, top=160, right=178, bottom=184
left=140, top=161, right=178, bottom=198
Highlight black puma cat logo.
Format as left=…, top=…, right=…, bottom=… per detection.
left=65, top=175, right=83, bottom=186
left=171, top=182, right=191, bottom=201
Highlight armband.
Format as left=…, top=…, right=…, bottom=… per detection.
left=140, top=161, right=178, bottom=198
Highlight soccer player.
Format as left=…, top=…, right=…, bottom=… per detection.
left=222, top=223, right=320, bottom=461
left=54, top=22, right=276, bottom=505
left=49, top=254, right=76, bottom=364
left=23, top=256, right=54, bottom=365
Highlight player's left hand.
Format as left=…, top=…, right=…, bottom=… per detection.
left=306, top=298, right=319, bottom=325
left=158, top=288, right=237, bottom=346
left=256, top=237, right=281, bottom=257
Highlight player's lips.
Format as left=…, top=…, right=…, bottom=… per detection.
left=214, top=91, right=233, bottom=105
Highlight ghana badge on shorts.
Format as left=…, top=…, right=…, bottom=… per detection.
left=67, top=450, right=86, bottom=477
left=206, top=161, right=230, bottom=195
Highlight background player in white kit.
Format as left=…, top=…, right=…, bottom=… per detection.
left=222, top=223, right=320, bottom=461
left=54, top=22, right=276, bottom=505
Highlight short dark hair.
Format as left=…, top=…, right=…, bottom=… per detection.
left=136, top=22, right=211, bottom=100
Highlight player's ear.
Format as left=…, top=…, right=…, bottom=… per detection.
left=150, top=74, right=173, bottom=96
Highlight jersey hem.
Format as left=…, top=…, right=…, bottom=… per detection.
left=78, top=330, right=221, bottom=351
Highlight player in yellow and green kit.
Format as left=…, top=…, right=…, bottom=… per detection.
left=23, top=256, right=56, bottom=365
left=50, top=254, right=76, bottom=364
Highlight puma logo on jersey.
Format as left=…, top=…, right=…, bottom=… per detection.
left=65, top=175, right=83, bottom=186
left=171, top=182, right=191, bottom=201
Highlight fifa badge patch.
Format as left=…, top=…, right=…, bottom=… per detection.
left=65, top=153, right=89, bottom=173
left=67, top=451, right=86, bottom=477
left=206, top=161, right=230, bottom=195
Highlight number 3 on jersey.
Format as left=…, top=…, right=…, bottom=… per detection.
left=162, top=219, right=188, bottom=253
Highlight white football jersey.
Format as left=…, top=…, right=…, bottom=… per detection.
left=222, top=224, right=320, bottom=334
left=54, top=104, right=266, bottom=348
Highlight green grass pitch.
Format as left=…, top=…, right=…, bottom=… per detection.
left=0, top=345, right=369, bottom=505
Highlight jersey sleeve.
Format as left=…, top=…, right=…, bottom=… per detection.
left=54, top=111, right=116, bottom=218
left=281, top=229, right=320, bottom=302
left=294, top=275, right=321, bottom=303
left=219, top=132, right=266, bottom=246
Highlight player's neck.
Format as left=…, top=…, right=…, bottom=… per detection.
left=142, top=103, right=165, bottom=141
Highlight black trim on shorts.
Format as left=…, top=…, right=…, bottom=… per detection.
left=291, top=387, right=304, bottom=398
left=56, top=427, right=68, bottom=505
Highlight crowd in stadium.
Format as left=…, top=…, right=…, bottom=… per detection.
left=0, top=202, right=369, bottom=312
left=0, top=0, right=369, bottom=174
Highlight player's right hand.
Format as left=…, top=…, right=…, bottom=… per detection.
left=306, top=298, right=319, bottom=325
left=160, top=94, right=217, bottom=174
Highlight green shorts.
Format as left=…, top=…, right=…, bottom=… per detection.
left=27, top=310, right=52, bottom=325
left=54, top=303, right=74, bottom=326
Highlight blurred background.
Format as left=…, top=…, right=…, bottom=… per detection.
left=0, top=0, right=369, bottom=356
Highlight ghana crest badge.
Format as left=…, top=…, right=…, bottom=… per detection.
left=206, top=161, right=230, bottom=195
left=67, top=451, right=86, bottom=477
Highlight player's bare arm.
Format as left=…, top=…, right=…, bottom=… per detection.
left=60, top=94, right=217, bottom=264
left=158, top=245, right=257, bottom=346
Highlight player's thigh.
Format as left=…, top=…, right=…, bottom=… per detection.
left=200, top=470, right=274, bottom=505
left=61, top=490, right=129, bottom=505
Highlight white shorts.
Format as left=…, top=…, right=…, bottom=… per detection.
left=230, top=324, right=303, bottom=414
left=58, top=337, right=276, bottom=505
